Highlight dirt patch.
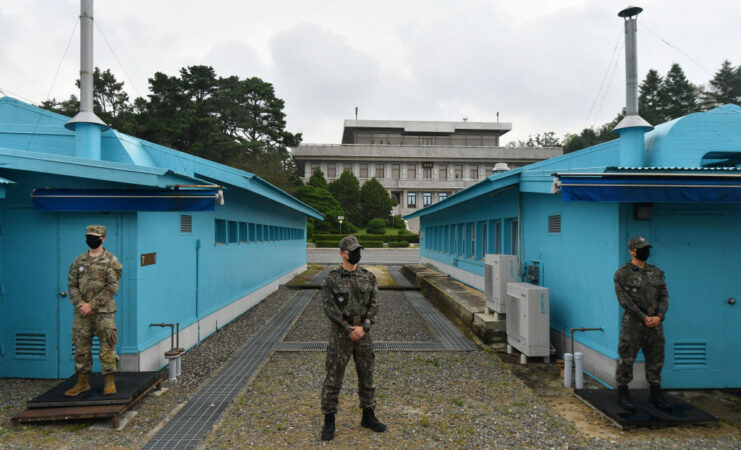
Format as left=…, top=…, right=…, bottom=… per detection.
left=365, top=265, right=398, bottom=288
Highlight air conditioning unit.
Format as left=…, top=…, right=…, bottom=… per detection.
left=506, top=282, right=550, bottom=358
left=484, top=254, right=519, bottom=314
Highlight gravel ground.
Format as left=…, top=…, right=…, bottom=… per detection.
left=283, top=290, right=436, bottom=342
left=0, top=287, right=296, bottom=449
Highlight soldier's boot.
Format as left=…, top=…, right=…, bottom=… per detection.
left=649, top=384, right=671, bottom=411
left=320, top=414, right=335, bottom=441
left=361, top=408, right=387, bottom=432
left=104, top=373, right=117, bottom=395
left=617, top=385, right=636, bottom=412
left=64, top=373, right=91, bottom=397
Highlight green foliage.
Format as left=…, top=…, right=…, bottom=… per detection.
left=312, top=233, right=419, bottom=243
left=701, top=60, right=741, bottom=109
left=328, top=171, right=362, bottom=225
left=398, top=227, right=410, bottom=235
left=505, top=131, right=562, bottom=147
left=367, top=218, right=386, bottom=234
left=388, top=215, right=406, bottom=229
left=563, top=115, right=621, bottom=153
left=339, top=219, right=358, bottom=234
left=295, top=185, right=344, bottom=233
left=388, top=241, right=409, bottom=248
left=661, top=63, right=699, bottom=120
left=315, top=240, right=383, bottom=248
left=638, top=69, right=667, bottom=125
left=308, top=168, right=328, bottom=189
left=359, top=178, right=395, bottom=224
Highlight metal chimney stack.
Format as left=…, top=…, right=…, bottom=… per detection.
left=65, top=0, right=108, bottom=160
left=613, top=6, right=652, bottom=167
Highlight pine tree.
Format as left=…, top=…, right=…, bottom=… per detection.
left=359, top=178, right=394, bottom=225
left=308, top=168, right=328, bottom=189
left=661, top=63, right=698, bottom=121
left=328, top=170, right=362, bottom=226
left=700, top=60, right=741, bottom=109
left=638, top=69, right=666, bottom=125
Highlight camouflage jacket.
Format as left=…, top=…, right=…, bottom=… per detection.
left=322, top=265, right=379, bottom=335
left=68, top=249, right=122, bottom=313
left=614, top=261, right=668, bottom=324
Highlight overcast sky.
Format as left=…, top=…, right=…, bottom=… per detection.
left=2, top=0, right=740, bottom=145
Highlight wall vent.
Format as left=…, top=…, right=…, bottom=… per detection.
left=672, top=342, right=706, bottom=368
left=181, top=215, right=193, bottom=233
left=547, top=215, right=562, bottom=233
left=71, top=336, right=100, bottom=359
left=14, top=332, right=47, bottom=359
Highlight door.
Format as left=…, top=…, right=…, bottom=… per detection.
left=651, top=211, right=741, bottom=388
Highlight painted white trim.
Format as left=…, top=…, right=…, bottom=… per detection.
left=421, top=256, right=485, bottom=291
left=120, top=264, right=307, bottom=372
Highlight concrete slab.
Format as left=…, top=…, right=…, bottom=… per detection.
left=402, top=263, right=448, bottom=287
left=473, top=312, right=506, bottom=344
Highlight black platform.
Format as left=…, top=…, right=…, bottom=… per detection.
left=575, top=388, right=718, bottom=429
left=28, top=371, right=162, bottom=408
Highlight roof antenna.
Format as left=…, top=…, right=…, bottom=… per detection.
left=355, top=106, right=358, bottom=120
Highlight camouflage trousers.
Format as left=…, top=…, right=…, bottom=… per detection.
left=321, top=325, right=376, bottom=414
left=72, top=312, right=118, bottom=374
left=615, top=322, right=665, bottom=386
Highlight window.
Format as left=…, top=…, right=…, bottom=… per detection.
left=215, top=219, right=226, bottom=245
left=249, top=223, right=256, bottom=242
left=228, top=221, right=238, bottom=244
left=423, top=192, right=432, bottom=206
left=471, top=166, right=479, bottom=179
left=342, top=163, right=353, bottom=174
left=439, top=165, right=447, bottom=180
left=257, top=224, right=263, bottom=242
left=391, top=164, right=400, bottom=179
left=239, top=222, right=247, bottom=243
left=269, top=226, right=275, bottom=241
left=454, top=165, right=463, bottom=179
left=469, top=223, right=475, bottom=258
left=495, top=220, right=502, bottom=253
left=480, top=222, right=486, bottom=260
left=511, top=219, right=518, bottom=255
left=359, top=163, right=369, bottom=178
left=443, top=225, right=449, bottom=253
left=327, top=163, right=336, bottom=178
left=407, top=192, right=416, bottom=208
left=438, top=192, right=447, bottom=202
left=407, top=164, right=416, bottom=179
left=180, top=215, right=192, bottom=233
left=423, top=166, right=432, bottom=179
left=375, top=164, right=385, bottom=179
left=457, top=224, right=464, bottom=256
left=311, top=163, right=320, bottom=174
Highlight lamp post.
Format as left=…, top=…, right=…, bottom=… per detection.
left=338, top=216, right=344, bottom=235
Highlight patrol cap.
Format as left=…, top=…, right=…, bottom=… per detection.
left=86, top=225, right=106, bottom=237
left=628, top=235, right=651, bottom=249
left=339, top=235, right=363, bottom=252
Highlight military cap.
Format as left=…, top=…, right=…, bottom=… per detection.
left=339, top=235, right=363, bottom=252
left=628, top=235, right=651, bottom=249
left=86, top=225, right=106, bottom=236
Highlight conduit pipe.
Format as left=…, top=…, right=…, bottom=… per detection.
left=570, top=327, right=603, bottom=354
left=150, top=322, right=182, bottom=381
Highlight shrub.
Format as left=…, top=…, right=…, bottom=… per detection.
left=389, top=215, right=406, bottom=229
left=367, top=218, right=386, bottom=234
left=388, top=241, right=409, bottom=248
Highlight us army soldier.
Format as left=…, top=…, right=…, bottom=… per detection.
left=320, top=235, right=386, bottom=441
left=614, top=235, right=670, bottom=411
left=64, top=225, right=123, bottom=397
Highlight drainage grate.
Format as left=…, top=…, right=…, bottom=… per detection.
left=404, top=291, right=476, bottom=351
left=386, top=266, right=416, bottom=289
left=144, top=289, right=316, bottom=450
left=274, top=341, right=446, bottom=352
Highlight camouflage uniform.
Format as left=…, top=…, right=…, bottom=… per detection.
left=320, top=265, right=380, bottom=415
left=614, top=260, right=669, bottom=385
left=68, top=227, right=122, bottom=375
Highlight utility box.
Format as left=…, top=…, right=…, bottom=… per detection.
left=506, top=282, right=550, bottom=357
left=484, top=254, right=519, bottom=314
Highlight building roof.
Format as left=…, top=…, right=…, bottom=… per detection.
left=341, top=119, right=512, bottom=143
left=0, top=97, right=323, bottom=220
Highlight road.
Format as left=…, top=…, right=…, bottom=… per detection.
left=307, top=248, right=420, bottom=264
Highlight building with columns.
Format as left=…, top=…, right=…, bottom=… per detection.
left=292, top=120, right=562, bottom=231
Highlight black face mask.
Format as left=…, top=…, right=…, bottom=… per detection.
left=86, top=234, right=103, bottom=249
left=635, top=247, right=650, bottom=261
left=348, top=248, right=361, bottom=265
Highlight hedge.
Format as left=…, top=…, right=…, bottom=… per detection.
left=312, top=233, right=419, bottom=243
left=388, top=241, right=409, bottom=248
left=315, top=240, right=385, bottom=248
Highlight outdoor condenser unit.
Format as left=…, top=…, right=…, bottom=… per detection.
left=484, top=254, right=519, bottom=314
left=505, top=282, right=550, bottom=358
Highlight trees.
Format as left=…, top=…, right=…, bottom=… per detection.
left=308, top=168, right=328, bottom=189
left=328, top=170, right=362, bottom=225
left=563, top=115, right=621, bottom=153
left=638, top=69, right=666, bottom=125
left=359, top=178, right=395, bottom=224
left=662, top=63, right=698, bottom=121
left=701, top=60, right=741, bottom=109
left=294, top=185, right=344, bottom=233
left=506, top=131, right=562, bottom=147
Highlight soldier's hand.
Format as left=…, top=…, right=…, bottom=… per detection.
left=644, top=316, right=661, bottom=328
left=349, top=326, right=365, bottom=342
left=77, top=302, right=94, bottom=317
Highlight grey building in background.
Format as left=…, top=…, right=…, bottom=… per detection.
left=292, top=120, right=562, bottom=232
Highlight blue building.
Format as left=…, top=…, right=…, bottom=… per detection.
left=0, top=97, right=322, bottom=378
left=406, top=104, right=741, bottom=389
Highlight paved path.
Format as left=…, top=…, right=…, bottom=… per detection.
left=307, top=248, right=419, bottom=264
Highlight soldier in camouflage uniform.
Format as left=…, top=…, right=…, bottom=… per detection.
left=613, top=236, right=670, bottom=411
left=320, top=235, right=386, bottom=441
left=64, top=225, right=123, bottom=397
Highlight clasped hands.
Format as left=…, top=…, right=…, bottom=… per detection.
left=349, top=326, right=366, bottom=342
left=644, top=316, right=661, bottom=328
left=77, top=302, right=95, bottom=317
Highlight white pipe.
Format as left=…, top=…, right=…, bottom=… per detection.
left=167, top=355, right=178, bottom=381
left=574, top=352, right=584, bottom=389
left=79, top=0, right=94, bottom=114
left=564, top=353, right=573, bottom=388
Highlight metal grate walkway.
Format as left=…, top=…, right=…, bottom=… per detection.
left=144, top=289, right=316, bottom=450
left=274, top=341, right=446, bottom=352
left=386, top=265, right=416, bottom=289
left=404, top=291, right=476, bottom=351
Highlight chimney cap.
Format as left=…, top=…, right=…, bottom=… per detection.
left=618, top=6, right=643, bottom=18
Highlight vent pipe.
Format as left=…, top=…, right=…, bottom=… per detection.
left=612, top=6, right=652, bottom=167
left=64, top=0, right=108, bottom=160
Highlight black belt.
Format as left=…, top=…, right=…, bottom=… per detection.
left=344, top=314, right=364, bottom=325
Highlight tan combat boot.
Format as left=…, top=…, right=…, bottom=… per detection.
left=64, top=373, right=91, bottom=397
left=103, top=373, right=117, bottom=395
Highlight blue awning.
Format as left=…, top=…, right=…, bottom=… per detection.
left=32, top=188, right=220, bottom=211
left=558, top=175, right=741, bottom=202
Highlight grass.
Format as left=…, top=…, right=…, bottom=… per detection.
left=451, top=398, right=464, bottom=407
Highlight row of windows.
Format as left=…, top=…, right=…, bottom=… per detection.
left=406, top=192, right=448, bottom=208
left=311, top=162, right=482, bottom=180
left=214, top=219, right=304, bottom=245
left=423, top=219, right=519, bottom=260
left=352, top=133, right=499, bottom=147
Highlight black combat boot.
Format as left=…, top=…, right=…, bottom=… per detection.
left=650, top=384, right=672, bottom=411
left=617, top=385, right=636, bottom=412
left=361, top=408, right=387, bottom=432
left=321, top=414, right=335, bottom=441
